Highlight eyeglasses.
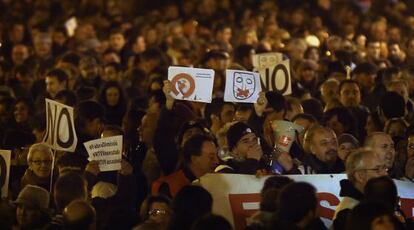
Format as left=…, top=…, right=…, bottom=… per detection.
left=358, top=165, right=388, bottom=173
left=148, top=209, right=167, bottom=216
left=30, top=160, right=52, bottom=165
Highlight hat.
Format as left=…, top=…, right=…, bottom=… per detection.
left=227, top=122, right=254, bottom=151
left=338, top=133, right=360, bottom=147
left=91, top=181, right=117, bottom=199
left=14, top=185, right=49, bottom=210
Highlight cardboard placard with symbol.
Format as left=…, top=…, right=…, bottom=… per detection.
left=252, top=52, right=283, bottom=70
left=224, top=70, right=261, bottom=103
left=168, top=66, right=215, bottom=103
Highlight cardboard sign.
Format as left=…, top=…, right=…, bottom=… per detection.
left=84, top=135, right=122, bottom=172
left=168, top=66, right=215, bottom=103
left=43, top=99, right=78, bottom=152
left=199, top=173, right=414, bottom=230
left=252, top=52, right=283, bottom=70
left=259, top=59, right=292, bottom=95
left=0, top=150, right=10, bottom=198
left=224, top=70, right=261, bottom=103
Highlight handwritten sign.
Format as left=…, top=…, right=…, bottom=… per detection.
left=168, top=66, right=215, bottom=103
left=43, top=99, right=78, bottom=152
left=259, top=59, right=292, bottom=95
left=224, top=70, right=261, bottom=103
left=252, top=52, right=283, bottom=70
left=84, top=135, right=122, bottom=172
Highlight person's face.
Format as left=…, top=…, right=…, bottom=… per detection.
left=45, top=76, right=64, bottom=98
left=80, top=63, right=99, bottom=79
left=106, top=87, right=120, bottom=106
left=389, top=44, right=401, bottom=58
left=16, top=204, right=42, bottom=228
left=407, top=135, right=414, bottom=159
left=53, top=31, right=67, bottom=46
left=148, top=202, right=170, bottom=223
left=14, top=102, right=29, bottom=123
left=233, top=133, right=258, bottom=158
left=358, top=155, right=388, bottom=187
left=300, top=69, right=316, bottom=83
left=12, top=45, right=29, bottom=65
left=109, top=33, right=125, bottom=51
left=340, top=83, right=361, bottom=107
left=367, top=42, right=381, bottom=60
left=310, top=129, right=338, bottom=163
left=338, top=142, right=355, bottom=161
left=371, top=134, right=395, bottom=169
left=326, top=115, right=345, bottom=137
left=191, top=141, right=219, bottom=175
left=29, top=150, right=53, bottom=178
left=11, top=24, right=25, bottom=42
left=219, top=28, right=232, bottom=43
left=235, top=109, right=252, bottom=123
left=103, top=66, right=118, bottom=81
left=321, top=81, right=339, bottom=104
left=355, top=73, right=375, bottom=90
left=133, top=36, right=146, bottom=53
left=34, top=39, right=52, bottom=58
left=220, top=104, right=235, bottom=124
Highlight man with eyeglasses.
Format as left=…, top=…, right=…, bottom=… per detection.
left=333, top=148, right=388, bottom=229
left=364, top=132, right=402, bottom=178
left=299, top=125, right=345, bottom=174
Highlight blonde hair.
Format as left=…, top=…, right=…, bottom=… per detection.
left=27, top=143, right=53, bottom=162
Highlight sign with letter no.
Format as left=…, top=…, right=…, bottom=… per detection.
left=258, top=59, right=292, bottom=95
left=43, top=99, right=78, bottom=152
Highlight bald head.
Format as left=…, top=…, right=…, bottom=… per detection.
left=63, top=200, right=96, bottom=230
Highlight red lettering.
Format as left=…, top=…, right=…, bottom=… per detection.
left=228, top=193, right=261, bottom=230
left=400, top=198, right=414, bottom=218
left=317, top=193, right=340, bottom=220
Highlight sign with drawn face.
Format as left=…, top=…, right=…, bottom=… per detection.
left=168, top=66, right=215, bottom=103
left=224, top=70, right=261, bottom=103
left=252, top=52, right=283, bottom=70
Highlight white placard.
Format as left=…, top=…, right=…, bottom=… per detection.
left=43, top=99, right=78, bottom=152
left=65, top=17, right=78, bottom=37
left=0, top=150, right=11, bottom=198
left=84, top=135, right=123, bottom=172
left=224, top=70, right=261, bottom=103
left=259, top=59, right=292, bottom=95
left=168, top=66, right=215, bottom=103
left=252, top=52, right=283, bottom=70
left=199, top=173, right=414, bottom=230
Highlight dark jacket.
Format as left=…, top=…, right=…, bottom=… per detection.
left=299, top=154, right=345, bottom=174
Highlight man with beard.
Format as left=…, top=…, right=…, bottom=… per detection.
left=364, top=132, right=402, bottom=178
left=300, top=125, right=345, bottom=174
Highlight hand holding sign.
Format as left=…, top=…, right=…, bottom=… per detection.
left=224, top=70, right=261, bottom=103
left=168, top=66, right=215, bottom=103
left=84, top=135, right=123, bottom=172
left=163, top=80, right=175, bottom=110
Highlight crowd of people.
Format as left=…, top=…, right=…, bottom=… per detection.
left=1, top=0, right=414, bottom=229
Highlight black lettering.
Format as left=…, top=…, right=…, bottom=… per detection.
left=271, top=64, right=289, bottom=94
left=0, top=155, right=6, bottom=189
left=56, top=108, right=74, bottom=148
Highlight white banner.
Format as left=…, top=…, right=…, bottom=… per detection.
left=43, top=99, right=78, bottom=152
left=84, top=135, right=123, bottom=172
left=199, top=173, right=414, bottom=230
left=258, top=59, right=292, bottom=95
left=0, top=150, right=11, bottom=198
left=224, top=70, right=261, bottom=103
left=168, top=66, right=215, bottom=103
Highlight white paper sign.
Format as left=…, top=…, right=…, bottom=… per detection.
left=43, top=99, right=78, bottom=152
left=65, top=17, right=78, bottom=37
left=199, top=173, right=414, bottom=230
left=168, top=66, right=215, bottom=103
left=252, top=52, right=283, bottom=70
left=84, top=135, right=123, bottom=172
left=0, top=150, right=11, bottom=198
left=224, top=70, right=261, bottom=103
left=259, top=59, right=292, bottom=95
